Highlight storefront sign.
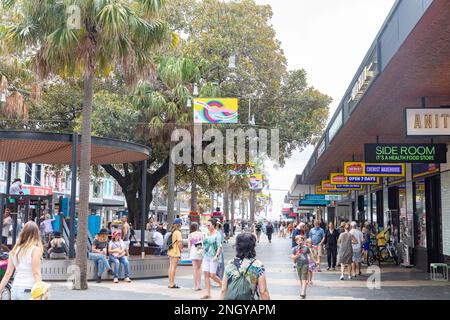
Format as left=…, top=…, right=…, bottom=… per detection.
left=299, top=199, right=330, bottom=207
left=406, top=108, right=450, bottom=136
left=22, top=186, right=53, bottom=196
left=364, top=144, right=447, bottom=163
left=321, top=180, right=363, bottom=191
left=330, top=173, right=380, bottom=185
left=315, top=185, right=350, bottom=195
left=344, top=162, right=405, bottom=177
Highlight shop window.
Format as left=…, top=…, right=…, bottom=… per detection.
left=0, top=162, right=5, bottom=180
left=414, top=182, right=427, bottom=248
left=93, top=181, right=102, bottom=198
left=25, top=163, right=32, bottom=184
left=34, top=164, right=42, bottom=186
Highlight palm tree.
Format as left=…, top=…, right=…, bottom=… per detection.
left=2, top=0, right=171, bottom=290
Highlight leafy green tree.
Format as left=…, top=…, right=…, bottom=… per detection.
left=1, top=0, right=171, bottom=290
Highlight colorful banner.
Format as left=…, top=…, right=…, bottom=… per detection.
left=344, top=162, right=405, bottom=177
left=249, top=174, right=263, bottom=190
left=321, top=180, right=363, bottom=191
left=330, top=173, right=380, bottom=185
left=193, top=98, right=238, bottom=124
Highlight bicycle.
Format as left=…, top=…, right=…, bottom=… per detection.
left=378, top=240, right=399, bottom=265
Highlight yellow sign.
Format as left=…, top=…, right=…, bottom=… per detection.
left=322, top=180, right=364, bottom=191
left=193, top=98, right=238, bottom=124
left=330, top=173, right=380, bottom=185
left=344, top=162, right=405, bottom=177
left=315, top=185, right=351, bottom=195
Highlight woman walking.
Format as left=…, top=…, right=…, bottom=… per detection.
left=324, top=222, right=339, bottom=271
left=188, top=222, right=203, bottom=291
left=221, top=233, right=270, bottom=300
left=201, top=218, right=222, bottom=299
left=215, top=222, right=226, bottom=281
left=167, top=218, right=183, bottom=289
left=337, top=223, right=357, bottom=280
left=0, top=221, right=43, bottom=300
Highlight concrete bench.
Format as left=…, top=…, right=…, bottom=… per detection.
left=41, top=256, right=169, bottom=281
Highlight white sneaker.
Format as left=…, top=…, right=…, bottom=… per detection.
left=348, top=275, right=352, bottom=280
left=124, top=277, right=131, bottom=283
left=113, top=278, right=119, bottom=283
left=340, top=275, right=344, bottom=280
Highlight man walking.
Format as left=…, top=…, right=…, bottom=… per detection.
left=349, top=221, right=364, bottom=277
left=266, top=221, right=274, bottom=243
left=308, top=220, right=325, bottom=272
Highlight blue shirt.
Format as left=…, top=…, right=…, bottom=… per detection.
left=309, top=227, right=325, bottom=246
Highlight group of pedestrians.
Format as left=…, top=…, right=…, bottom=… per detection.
left=288, top=218, right=372, bottom=298
left=168, top=218, right=225, bottom=299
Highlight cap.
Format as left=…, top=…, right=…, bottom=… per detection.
left=31, top=281, right=50, bottom=299
left=53, top=231, right=61, bottom=238
left=97, top=228, right=109, bottom=235
left=173, top=218, right=182, bottom=225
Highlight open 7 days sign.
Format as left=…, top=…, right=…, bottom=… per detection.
left=344, top=162, right=405, bottom=177
left=364, top=144, right=447, bottom=163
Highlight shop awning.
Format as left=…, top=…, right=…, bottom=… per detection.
left=0, top=131, right=150, bottom=165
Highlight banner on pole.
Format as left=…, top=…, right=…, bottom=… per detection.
left=194, top=98, right=238, bottom=124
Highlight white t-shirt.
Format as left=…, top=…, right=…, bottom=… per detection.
left=9, top=181, right=23, bottom=195
left=2, top=216, right=12, bottom=237
left=350, top=228, right=364, bottom=251
left=153, top=231, right=164, bottom=247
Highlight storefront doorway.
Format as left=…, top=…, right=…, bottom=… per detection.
left=424, top=175, right=443, bottom=266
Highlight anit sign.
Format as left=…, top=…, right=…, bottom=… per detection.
left=365, top=144, right=447, bottom=163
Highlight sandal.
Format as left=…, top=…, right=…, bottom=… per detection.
left=168, top=285, right=180, bottom=289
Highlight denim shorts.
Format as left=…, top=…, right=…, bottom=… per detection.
left=11, top=286, right=32, bottom=300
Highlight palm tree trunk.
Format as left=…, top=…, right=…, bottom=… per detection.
left=191, top=170, right=197, bottom=212
left=167, top=141, right=175, bottom=227
left=74, top=64, right=94, bottom=290
left=224, top=173, right=229, bottom=221
left=230, top=190, right=235, bottom=236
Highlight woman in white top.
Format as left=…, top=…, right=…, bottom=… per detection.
left=0, top=221, right=43, bottom=300
left=188, top=222, right=203, bottom=291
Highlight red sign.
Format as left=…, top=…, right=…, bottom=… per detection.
left=347, top=164, right=363, bottom=175
left=22, top=186, right=53, bottom=196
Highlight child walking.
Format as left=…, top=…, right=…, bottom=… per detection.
left=305, top=238, right=319, bottom=285
left=291, top=235, right=312, bottom=299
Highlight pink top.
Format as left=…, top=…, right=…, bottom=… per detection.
left=189, top=232, right=202, bottom=246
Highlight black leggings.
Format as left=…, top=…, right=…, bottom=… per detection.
left=267, top=233, right=272, bottom=241
left=327, top=245, right=337, bottom=268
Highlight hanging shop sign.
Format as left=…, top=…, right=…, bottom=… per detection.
left=249, top=173, right=263, bottom=190
left=364, top=144, right=447, bottom=163
left=412, top=163, right=439, bottom=179
left=330, top=173, right=380, bottom=185
left=321, top=180, right=363, bottom=191
left=315, top=185, right=350, bottom=195
left=194, top=98, right=238, bottom=124
left=344, top=162, right=405, bottom=177
left=406, top=108, right=450, bottom=136
left=299, top=199, right=330, bottom=207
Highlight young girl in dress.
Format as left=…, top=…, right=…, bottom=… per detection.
left=306, top=238, right=319, bottom=285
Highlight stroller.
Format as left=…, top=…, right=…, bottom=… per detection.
left=0, top=245, right=11, bottom=300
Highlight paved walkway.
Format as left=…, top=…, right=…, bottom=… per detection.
left=47, top=233, right=450, bottom=300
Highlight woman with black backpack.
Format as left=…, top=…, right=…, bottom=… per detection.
left=220, top=233, right=270, bottom=300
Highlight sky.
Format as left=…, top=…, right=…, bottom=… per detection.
left=253, top=0, right=397, bottom=219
